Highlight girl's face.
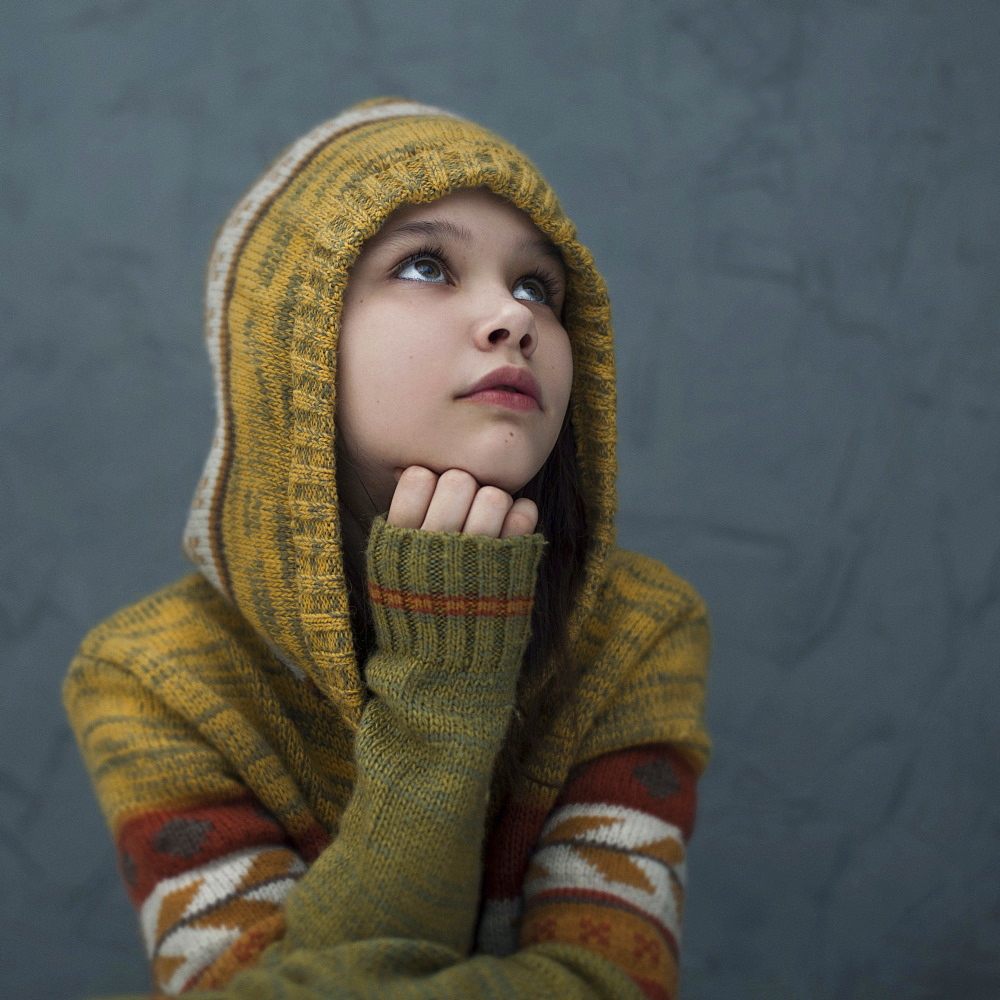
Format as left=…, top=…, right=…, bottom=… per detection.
left=336, top=187, right=574, bottom=513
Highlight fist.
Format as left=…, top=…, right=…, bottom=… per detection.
left=387, top=467, right=538, bottom=539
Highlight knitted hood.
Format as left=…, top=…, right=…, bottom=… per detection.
left=182, top=98, right=617, bottom=729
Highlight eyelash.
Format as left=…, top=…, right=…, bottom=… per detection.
left=392, top=245, right=563, bottom=305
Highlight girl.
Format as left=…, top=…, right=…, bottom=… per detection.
left=64, top=98, right=711, bottom=1000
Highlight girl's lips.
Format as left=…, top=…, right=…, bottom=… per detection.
left=458, top=365, right=543, bottom=412
left=462, top=387, right=540, bottom=412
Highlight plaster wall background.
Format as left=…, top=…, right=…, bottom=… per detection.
left=2, top=2, right=998, bottom=997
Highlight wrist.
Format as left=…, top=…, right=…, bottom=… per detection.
left=365, top=516, right=544, bottom=673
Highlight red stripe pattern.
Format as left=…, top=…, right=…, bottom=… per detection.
left=368, top=582, right=533, bottom=618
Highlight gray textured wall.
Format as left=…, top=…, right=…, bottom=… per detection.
left=2, top=2, right=998, bottom=998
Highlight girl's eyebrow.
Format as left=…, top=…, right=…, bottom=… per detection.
left=376, top=219, right=474, bottom=249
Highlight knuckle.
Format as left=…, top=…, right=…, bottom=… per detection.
left=402, top=466, right=436, bottom=486
left=511, top=510, right=532, bottom=531
left=439, top=468, right=477, bottom=491
left=510, top=500, right=538, bottom=533
left=478, top=486, right=513, bottom=510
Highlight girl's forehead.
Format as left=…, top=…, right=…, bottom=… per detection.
left=365, top=187, right=565, bottom=269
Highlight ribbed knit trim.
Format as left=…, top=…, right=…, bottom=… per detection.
left=365, top=517, right=544, bottom=676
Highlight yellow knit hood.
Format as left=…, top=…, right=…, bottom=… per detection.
left=182, top=98, right=618, bottom=728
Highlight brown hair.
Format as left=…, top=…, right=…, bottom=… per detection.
left=495, top=414, right=588, bottom=795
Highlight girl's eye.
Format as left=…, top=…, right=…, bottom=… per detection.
left=513, top=276, right=553, bottom=305
left=396, top=256, right=447, bottom=283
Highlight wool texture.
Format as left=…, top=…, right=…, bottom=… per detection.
left=64, top=98, right=711, bottom=1000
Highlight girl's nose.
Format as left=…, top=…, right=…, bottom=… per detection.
left=487, top=326, right=534, bottom=353
left=472, top=296, right=536, bottom=357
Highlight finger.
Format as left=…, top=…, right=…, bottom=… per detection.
left=387, top=466, right=438, bottom=528
left=500, top=497, right=538, bottom=538
left=420, top=469, right=479, bottom=532
left=462, top=486, right=514, bottom=537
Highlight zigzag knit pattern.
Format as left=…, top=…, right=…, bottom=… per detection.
left=117, top=797, right=312, bottom=992
left=480, top=744, right=696, bottom=1000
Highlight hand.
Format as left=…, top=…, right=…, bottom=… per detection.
left=387, top=467, right=538, bottom=539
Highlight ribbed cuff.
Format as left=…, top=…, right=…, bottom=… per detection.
left=365, top=517, right=545, bottom=676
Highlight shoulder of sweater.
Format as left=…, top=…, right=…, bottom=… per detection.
left=567, top=547, right=710, bottom=674
left=70, top=573, right=259, bottom=674
left=593, top=547, right=709, bottom=631
left=564, top=550, right=712, bottom=773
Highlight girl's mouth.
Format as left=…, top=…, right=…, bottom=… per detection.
left=463, top=387, right=540, bottom=412
left=459, top=365, right=542, bottom=411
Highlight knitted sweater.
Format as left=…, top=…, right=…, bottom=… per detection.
left=64, top=99, right=711, bottom=999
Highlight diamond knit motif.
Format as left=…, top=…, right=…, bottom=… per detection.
left=154, top=817, right=214, bottom=858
